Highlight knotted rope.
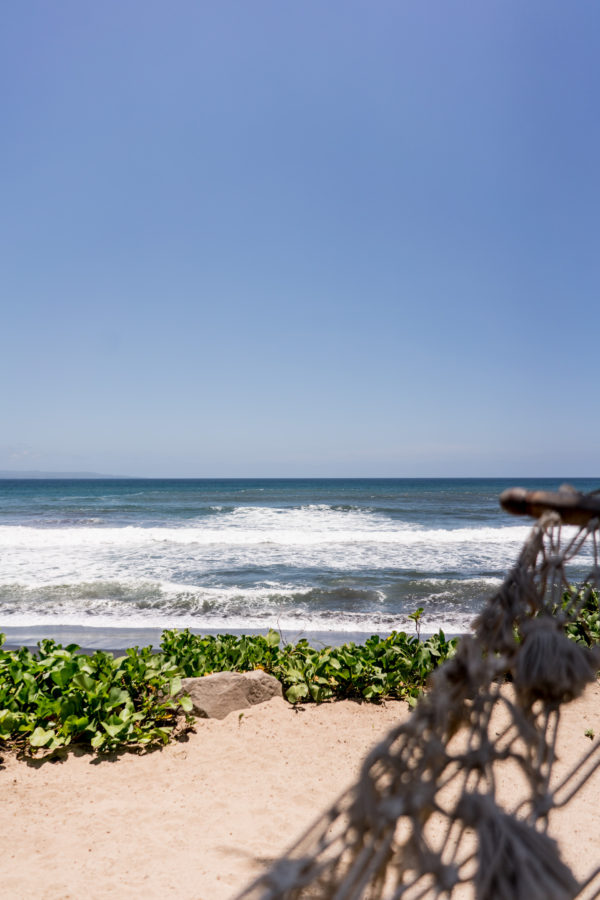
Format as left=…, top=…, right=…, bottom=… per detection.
left=239, top=486, right=600, bottom=899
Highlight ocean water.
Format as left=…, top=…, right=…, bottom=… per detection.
left=0, top=477, right=597, bottom=650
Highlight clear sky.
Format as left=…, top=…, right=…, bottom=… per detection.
left=2, top=1, right=599, bottom=477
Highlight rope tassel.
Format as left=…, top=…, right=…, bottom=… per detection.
left=514, top=617, right=600, bottom=706
left=456, top=793, right=579, bottom=900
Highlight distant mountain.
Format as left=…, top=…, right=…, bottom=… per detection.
left=0, top=470, right=116, bottom=479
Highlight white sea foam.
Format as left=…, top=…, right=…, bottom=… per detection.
left=0, top=567, right=499, bottom=633
left=419, top=576, right=504, bottom=587
left=0, top=606, right=472, bottom=636
left=0, top=515, right=587, bottom=594
left=0, top=522, right=532, bottom=549
left=0, top=504, right=592, bottom=638
left=0, top=525, right=533, bottom=598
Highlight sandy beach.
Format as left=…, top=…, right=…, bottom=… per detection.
left=2, top=682, right=600, bottom=900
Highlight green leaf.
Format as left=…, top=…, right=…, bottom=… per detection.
left=169, top=676, right=182, bottom=697
left=178, top=695, right=193, bottom=713
left=72, top=672, right=96, bottom=693
left=50, top=665, right=75, bottom=688
left=63, top=715, right=90, bottom=732
left=0, top=710, right=17, bottom=734
left=285, top=683, right=309, bottom=703
left=29, top=726, right=56, bottom=748
left=101, top=720, right=125, bottom=738
left=106, top=687, right=130, bottom=709
left=265, top=629, right=280, bottom=648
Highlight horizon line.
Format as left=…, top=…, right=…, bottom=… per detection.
left=0, top=471, right=598, bottom=481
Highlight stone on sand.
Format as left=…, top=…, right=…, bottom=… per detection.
left=180, top=670, right=283, bottom=720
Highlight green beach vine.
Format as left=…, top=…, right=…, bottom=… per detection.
left=2, top=590, right=599, bottom=756
left=0, top=639, right=193, bottom=754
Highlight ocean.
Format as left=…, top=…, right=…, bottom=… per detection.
left=0, top=477, right=597, bottom=651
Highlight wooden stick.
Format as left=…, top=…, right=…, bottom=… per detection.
left=500, top=487, right=600, bottom=526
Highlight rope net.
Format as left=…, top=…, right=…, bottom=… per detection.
left=238, top=487, right=600, bottom=900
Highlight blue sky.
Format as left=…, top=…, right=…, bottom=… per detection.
left=2, top=1, right=599, bottom=477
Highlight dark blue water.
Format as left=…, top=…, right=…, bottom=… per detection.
left=0, top=477, right=597, bottom=649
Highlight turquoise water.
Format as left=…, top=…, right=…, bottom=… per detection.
left=0, top=477, right=597, bottom=649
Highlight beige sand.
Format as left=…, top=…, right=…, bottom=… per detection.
left=2, top=684, right=600, bottom=900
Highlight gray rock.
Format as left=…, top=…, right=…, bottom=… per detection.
left=179, top=670, right=283, bottom=720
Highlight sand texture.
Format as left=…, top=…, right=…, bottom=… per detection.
left=2, top=684, right=600, bottom=900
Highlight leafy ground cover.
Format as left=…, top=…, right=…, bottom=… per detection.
left=560, top=587, right=600, bottom=647
left=160, top=621, right=458, bottom=704
left=0, top=615, right=456, bottom=754
left=2, top=590, right=599, bottom=755
left=0, top=640, right=192, bottom=754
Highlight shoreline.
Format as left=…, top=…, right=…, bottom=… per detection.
left=0, top=622, right=464, bottom=654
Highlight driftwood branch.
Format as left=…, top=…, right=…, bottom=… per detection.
left=500, top=487, right=600, bottom=526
